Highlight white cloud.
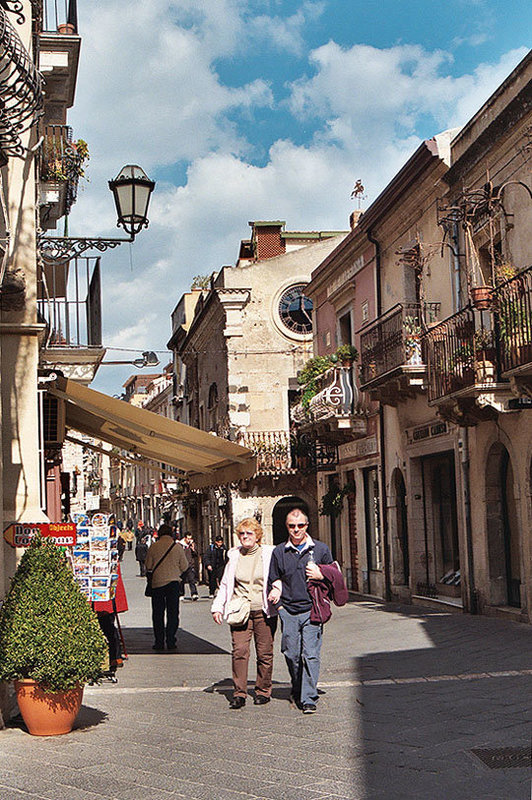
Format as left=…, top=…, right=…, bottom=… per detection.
left=248, top=2, right=325, bottom=56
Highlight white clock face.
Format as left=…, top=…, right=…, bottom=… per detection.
left=278, top=284, right=313, bottom=335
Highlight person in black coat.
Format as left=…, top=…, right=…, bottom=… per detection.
left=135, top=535, right=149, bottom=577
left=203, top=535, right=228, bottom=597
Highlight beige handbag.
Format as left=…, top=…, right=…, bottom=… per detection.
left=226, top=594, right=251, bottom=626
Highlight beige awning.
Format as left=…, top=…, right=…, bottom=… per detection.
left=47, top=377, right=256, bottom=489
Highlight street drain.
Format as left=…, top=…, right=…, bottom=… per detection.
left=471, top=747, right=531, bottom=769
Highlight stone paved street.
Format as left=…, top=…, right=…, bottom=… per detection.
left=0, top=550, right=530, bottom=800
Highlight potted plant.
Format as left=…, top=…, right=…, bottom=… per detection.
left=403, top=316, right=423, bottom=365
left=470, top=285, right=493, bottom=310
left=334, top=343, right=359, bottom=367
left=297, top=355, right=332, bottom=409
left=0, top=536, right=107, bottom=736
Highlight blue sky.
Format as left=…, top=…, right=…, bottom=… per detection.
left=67, top=0, right=530, bottom=394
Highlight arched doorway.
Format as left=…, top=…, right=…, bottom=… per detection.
left=392, top=469, right=409, bottom=586
left=486, top=443, right=522, bottom=608
left=272, top=496, right=309, bottom=545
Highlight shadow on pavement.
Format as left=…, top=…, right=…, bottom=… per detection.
left=7, top=705, right=108, bottom=735
left=353, top=601, right=532, bottom=800
left=122, top=626, right=229, bottom=655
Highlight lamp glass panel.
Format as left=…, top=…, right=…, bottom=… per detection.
left=115, top=181, right=134, bottom=218
left=134, top=184, right=151, bottom=220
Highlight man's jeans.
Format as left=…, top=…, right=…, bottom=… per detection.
left=278, top=606, right=323, bottom=705
left=151, top=580, right=180, bottom=648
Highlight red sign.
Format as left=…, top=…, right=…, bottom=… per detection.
left=3, top=522, right=77, bottom=548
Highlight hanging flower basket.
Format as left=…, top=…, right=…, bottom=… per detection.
left=470, top=286, right=493, bottom=310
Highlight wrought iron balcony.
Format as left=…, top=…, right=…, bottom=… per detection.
left=38, top=256, right=104, bottom=383
left=240, top=430, right=295, bottom=475
left=39, top=125, right=86, bottom=224
left=493, top=264, right=532, bottom=396
left=291, top=365, right=367, bottom=440
left=0, top=5, right=43, bottom=159
left=424, top=307, right=514, bottom=425
left=359, top=302, right=440, bottom=403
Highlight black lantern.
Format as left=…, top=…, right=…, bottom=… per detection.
left=108, top=165, right=155, bottom=239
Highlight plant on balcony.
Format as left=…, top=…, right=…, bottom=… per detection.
left=403, top=315, right=422, bottom=365
left=68, top=139, right=90, bottom=180
left=334, top=343, right=359, bottom=365
left=319, top=480, right=356, bottom=518
left=298, top=355, right=332, bottom=409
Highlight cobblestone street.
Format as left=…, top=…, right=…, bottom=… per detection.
left=0, top=550, right=530, bottom=800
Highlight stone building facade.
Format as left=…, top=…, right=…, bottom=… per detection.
left=168, top=221, right=347, bottom=556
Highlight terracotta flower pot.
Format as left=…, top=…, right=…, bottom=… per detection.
left=471, top=286, right=493, bottom=310
left=14, top=680, right=83, bottom=736
left=57, top=23, right=75, bottom=34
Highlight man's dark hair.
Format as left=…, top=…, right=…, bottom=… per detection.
left=215, top=535, right=223, bottom=542
left=158, top=523, right=174, bottom=537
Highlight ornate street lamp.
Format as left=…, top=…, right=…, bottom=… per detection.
left=108, top=165, right=155, bottom=239
left=38, top=164, right=156, bottom=263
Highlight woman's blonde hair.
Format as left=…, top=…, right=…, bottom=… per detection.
left=235, top=517, right=263, bottom=544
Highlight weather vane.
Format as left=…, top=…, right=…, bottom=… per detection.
left=350, top=179, right=366, bottom=209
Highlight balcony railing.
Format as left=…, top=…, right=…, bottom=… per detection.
left=40, top=125, right=86, bottom=215
left=38, top=256, right=102, bottom=348
left=309, top=366, right=356, bottom=420
left=424, top=307, right=505, bottom=402
left=359, top=302, right=440, bottom=387
left=240, top=430, right=295, bottom=474
left=493, top=264, right=532, bottom=374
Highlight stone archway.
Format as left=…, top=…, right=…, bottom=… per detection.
left=486, top=442, right=522, bottom=608
left=272, top=496, right=310, bottom=546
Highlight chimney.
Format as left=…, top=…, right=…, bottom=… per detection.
left=350, top=210, right=363, bottom=230
left=249, top=221, right=286, bottom=260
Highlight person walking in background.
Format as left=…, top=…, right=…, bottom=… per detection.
left=212, top=518, right=277, bottom=709
left=203, top=534, right=228, bottom=597
left=268, top=508, right=333, bottom=715
left=93, top=562, right=128, bottom=675
left=117, top=531, right=126, bottom=562
left=180, top=533, right=199, bottom=600
left=124, top=526, right=135, bottom=551
left=145, top=523, right=188, bottom=651
left=135, top=534, right=149, bottom=577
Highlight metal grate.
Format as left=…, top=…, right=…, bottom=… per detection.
left=471, top=747, right=531, bottom=770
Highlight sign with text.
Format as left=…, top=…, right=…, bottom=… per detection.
left=3, top=522, right=77, bottom=548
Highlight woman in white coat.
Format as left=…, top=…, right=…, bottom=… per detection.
left=211, top=518, right=277, bottom=709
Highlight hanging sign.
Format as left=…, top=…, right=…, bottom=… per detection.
left=3, top=522, right=77, bottom=548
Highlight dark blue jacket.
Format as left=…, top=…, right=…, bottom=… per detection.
left=268, top=539, right=333, bottom=614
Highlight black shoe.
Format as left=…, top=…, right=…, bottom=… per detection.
left=253, top=695, right=270, bottom=705
left=302, top=703, right=317, bottom=714
left=229, top=697, right=246, bottom=709
left=152, top=644, right=165, bottom=652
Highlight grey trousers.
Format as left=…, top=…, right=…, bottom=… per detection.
left=278, top=606, right=323, bottom=705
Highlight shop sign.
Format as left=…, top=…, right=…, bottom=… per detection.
left=339, top=435, right=378, bottom=461
left=3, top=522, right=77, bottom=548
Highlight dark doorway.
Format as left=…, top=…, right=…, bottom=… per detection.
left=346, top=470, right=358, bottom=591
left=327, top=474, right=343, bottom=563
left=363, top=466, right=382, bottom=593
left=272, top=496, right=309, bottom=545
left=486, top=443, right=522, bottom=607
left=421, top=452, right=459, bottom=594
left=501, top=450, right=521, bottom=607
left=394, top=470, right=409, bottom=585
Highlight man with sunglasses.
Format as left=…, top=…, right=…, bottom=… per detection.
left=267, top=508, right=333, bottom=714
